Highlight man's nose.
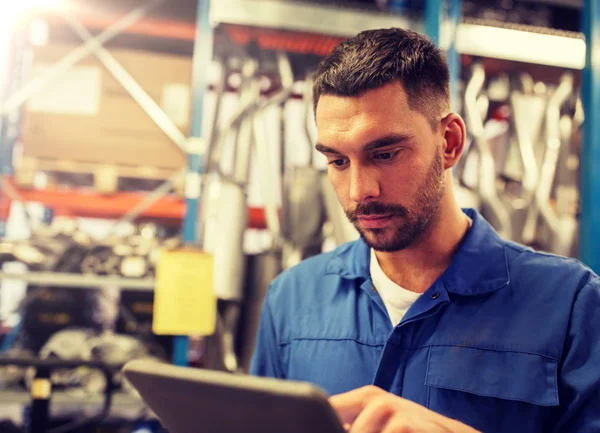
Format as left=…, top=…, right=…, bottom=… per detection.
left=349, top=165, right=380, bottom=203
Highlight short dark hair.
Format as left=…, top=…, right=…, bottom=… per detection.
left=313, top=28, right=450, bottom=127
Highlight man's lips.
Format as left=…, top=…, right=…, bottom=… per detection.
left=356, top=214, right=393, bottom=229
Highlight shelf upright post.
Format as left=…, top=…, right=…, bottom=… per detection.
left=172, top=0, right=213, bottom=366
left=580, top=0, right=600, bottom=273
left=447, top=0, right=462, bottom=112
left=425, top=0, right=443, bottom=45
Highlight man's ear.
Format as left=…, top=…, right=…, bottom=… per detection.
left=440, top=113, right=466, bottom=170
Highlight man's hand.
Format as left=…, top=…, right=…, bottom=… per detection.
left=329, top=386, right=481, bottom=433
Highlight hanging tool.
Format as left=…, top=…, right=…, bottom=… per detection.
left=208, top=60, right=263, bottom=178
left=280, top=74, right=327, bottom=267
left=463, top=63, right=512, bottom=239
left=225, top=54, right=296, bottom=371
left=252, top=52, right=294, bottom=246
left=200, top=57, right=261, bottom=255
left=503, top=74, right=547, bottom=243
left=522, top=74, right=575, bottom=255
left=204, top=56, right=229, bottom=179
left=207, top=53, right=298, bottom=372
left=208, top=58, right=261, bottom=373
left=198, top=55, right=228, bottom=248
left=212, top=58, right=259, bottom=303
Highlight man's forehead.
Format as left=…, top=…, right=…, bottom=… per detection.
left=315, top=85, right=417, bottom=147
left=316, top=84, right=412, bottom=125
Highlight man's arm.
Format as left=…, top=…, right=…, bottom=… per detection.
left=330, top=386, right=481, bottom=433
left=553, top=275, right=600, bottom=432
left=249, top=289, right=285, bottom=378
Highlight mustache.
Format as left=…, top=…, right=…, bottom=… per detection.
left=345, top=202, right=408, bottom=222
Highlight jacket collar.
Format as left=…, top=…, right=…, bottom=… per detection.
left=325, top=209, right=510, bottom=296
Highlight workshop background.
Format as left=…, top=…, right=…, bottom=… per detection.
left=0, top=0, right=597, bottom=432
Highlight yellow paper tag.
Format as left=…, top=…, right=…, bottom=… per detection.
left=152, top=247, right=216, bottom=336
left=31, top=379, right=52, bottom=399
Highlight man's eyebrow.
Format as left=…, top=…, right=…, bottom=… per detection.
left=363, top=133, right=414, bottom=150
left=315, top=133, right=414, bottom=154
left=315, top=144, right=341, bottom=154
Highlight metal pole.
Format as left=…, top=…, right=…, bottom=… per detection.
left=448, top=0, right=462, bottom=111
left=173, top=0, right=213, bottom=367
left=580, top=0, right=600, bottom=272
left=425, top=0, right=443, bottom=45
left=29, top=367, right=51, bottom=433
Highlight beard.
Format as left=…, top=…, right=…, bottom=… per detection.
left=344, top=151, right=445, bottom=252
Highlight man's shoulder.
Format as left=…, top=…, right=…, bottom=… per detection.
left=504, top=240, right=597, bottom=289
left=273, top=241, right=355, bottom=283
left=267, top=240, right=361, bottom=301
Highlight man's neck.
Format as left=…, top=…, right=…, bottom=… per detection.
left=374, top=200, right=470, bottom=294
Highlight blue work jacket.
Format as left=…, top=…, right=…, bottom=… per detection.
left=250, top=209, right=600, bottom=432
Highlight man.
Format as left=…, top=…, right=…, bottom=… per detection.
left=250, top=28, right=600, bottom=433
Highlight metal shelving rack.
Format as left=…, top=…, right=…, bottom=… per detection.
left=3, top=0, right=597, bottom=428
left=0, top=0, right=428, bottom=369
left=0, top=0, right=598, bottom=369
left=172, top=0, right=212, bottom=367
left=0, top=0, right=212, bottom=367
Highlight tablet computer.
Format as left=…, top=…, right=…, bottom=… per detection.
left=122, top=359, right=346, bottom=433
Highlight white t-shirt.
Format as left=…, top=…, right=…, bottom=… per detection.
left=370, top=249, right=421, bottom=326
left=368, top=217, right=473, bottom=326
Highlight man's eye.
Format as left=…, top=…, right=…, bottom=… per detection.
left=373, top=150, right=400, bottom=161
left=374, top=152, right=393, bottom=160
left=329, top=159, right=347, bottom=167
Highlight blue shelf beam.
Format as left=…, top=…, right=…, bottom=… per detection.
left=580, top=0, right=600, bottom=273
left=425, top=0, right=443, bottom=45
left=173, top=0, right=213, bottom=367
left=448, top=0, right=462, bottom=111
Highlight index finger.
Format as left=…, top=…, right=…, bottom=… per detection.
left=329, top=386, right=387, bottom=425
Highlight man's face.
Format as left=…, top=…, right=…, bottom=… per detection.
left=315, top=82, right=446, bottom=252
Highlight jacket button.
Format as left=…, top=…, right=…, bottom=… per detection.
left=431, top=292, right=440, bottom=300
